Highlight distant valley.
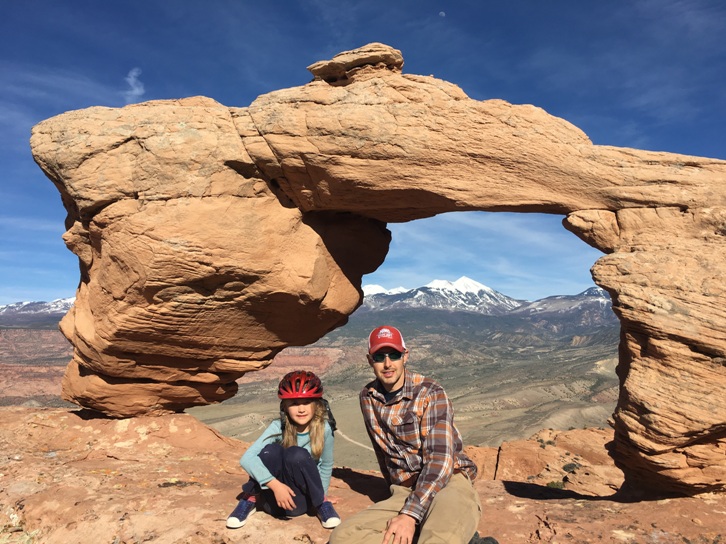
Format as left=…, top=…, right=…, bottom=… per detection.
left=191, top=278, right=621, bottom=469
left=1, top=279, right=620, bottom=470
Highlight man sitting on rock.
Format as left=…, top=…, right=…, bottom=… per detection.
left=330, top=325, right=496, bottom=544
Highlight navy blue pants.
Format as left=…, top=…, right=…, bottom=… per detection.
left=242, top=443, right=325, bottom=518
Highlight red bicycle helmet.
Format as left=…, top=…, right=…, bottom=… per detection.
left=278, top=370, right=324, bottom=399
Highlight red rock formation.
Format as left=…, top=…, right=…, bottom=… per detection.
left=30, top=43, right=726, bottom=494
left=1, top=408, right=724, bottom=543
left=31, top=96, right=389, bottom=415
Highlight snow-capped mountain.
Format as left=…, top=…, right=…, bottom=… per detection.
left=0, top=298, right=75, bottom=328
left=511, top=287, right=609, bottom=315
left=510, top=287, right=615, bottom=326
left=362, top=285, right=409, bottom=297
left=359, top=279, right=617, bottom=326
left=0, top=298, right=75, bottom=316
left=0, top=284, right=616, bottom=329
left=361, top=276, right=524, bottom=315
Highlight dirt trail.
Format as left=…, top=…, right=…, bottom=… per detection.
left=335, top=428, right=375, bottom=452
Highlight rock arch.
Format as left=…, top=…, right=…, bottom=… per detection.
left=31, top=44, right=725, bottom=494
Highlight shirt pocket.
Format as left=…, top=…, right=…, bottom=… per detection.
left=389, top=412, right=420, bottom=449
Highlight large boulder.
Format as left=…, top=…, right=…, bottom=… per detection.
left=31, top=43, right=725, bottom=494
left=31, top=96, right=389, bottom=415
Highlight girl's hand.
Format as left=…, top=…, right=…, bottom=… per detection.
left=267, top=478, right=297, bottom=511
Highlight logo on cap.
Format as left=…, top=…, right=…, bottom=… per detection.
left=377, top=328, right=394, bottom=339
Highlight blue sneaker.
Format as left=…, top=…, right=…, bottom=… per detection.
left=226, top=498, right=256, bottom=529
left=317, top=500, right=341, bottom=529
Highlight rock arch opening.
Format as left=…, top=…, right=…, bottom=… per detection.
left=365, top=212, right=603, bottom=300
left=354, top=211, right=619, bottom=446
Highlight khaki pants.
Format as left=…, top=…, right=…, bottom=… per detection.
left=330, top=472, right=481, bottom=544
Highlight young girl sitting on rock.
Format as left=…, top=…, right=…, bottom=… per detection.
left=226, top=370, right=340, bottom=530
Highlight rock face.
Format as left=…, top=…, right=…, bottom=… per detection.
left=31, top=95, right=390, bottom=416
left=2, top=407, right=724, bottom=543
left=30, top=43, right=726, bottom=494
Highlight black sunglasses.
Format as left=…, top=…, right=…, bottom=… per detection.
left=371, top=351, right=403, bottom=362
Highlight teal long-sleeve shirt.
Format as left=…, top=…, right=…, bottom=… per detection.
left=240, top=419, right=335, bottom=494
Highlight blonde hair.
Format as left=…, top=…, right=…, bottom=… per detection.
left=280, top=399, right=327, bottom=460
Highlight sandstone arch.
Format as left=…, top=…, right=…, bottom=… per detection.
left=30, top=43, right=725, bottom=494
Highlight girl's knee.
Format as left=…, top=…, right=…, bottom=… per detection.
left=258, top=443, right=285, bottom=473
left=283, top=445, right=313, bottom=465
left=259, top=443, right=284, bottom=457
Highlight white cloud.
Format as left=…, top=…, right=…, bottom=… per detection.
left=0, top=246, right=79, bottom=304
left=0, top=62, right=121, bottom=106
left=305, top=0, right=366, bottom=43
left=123, top=67, right=145, bottom=104
left=0, top=103, right=38, bottom=151
left=520, top=2, right=725, bottom=128
left=0, top=62, right=135, bottom=149
left=0, top=216, right=66, bottom=233
left=0, top=282, right=76, bottom=306
left=0, top=61, right=153, bottom=154
left=0, top=61, right=111, bottom=149
left=633, top=0, right=726, bottom=49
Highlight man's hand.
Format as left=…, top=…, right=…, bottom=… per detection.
left=266, top=478, right=297, bottom=511
left=382, top=513, right=416, bottom=544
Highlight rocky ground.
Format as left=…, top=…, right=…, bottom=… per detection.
left=1, top=407, right=723, bottom=544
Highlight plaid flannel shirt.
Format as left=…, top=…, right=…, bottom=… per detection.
left=360, top=370, right=477, bottom=522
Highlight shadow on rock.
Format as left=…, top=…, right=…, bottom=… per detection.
left=502, top=481, right=617, bottom=501
left=72, top=408, right=117, bottom=421
left=333, top=467, right=390, bottom=502
left=503, top=480, right=688, bottom=504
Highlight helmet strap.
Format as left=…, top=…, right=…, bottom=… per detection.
left=322, top=398, right=337, bottom=435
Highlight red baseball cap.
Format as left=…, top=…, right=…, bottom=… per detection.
left=368, top=325, right=407, bottom=354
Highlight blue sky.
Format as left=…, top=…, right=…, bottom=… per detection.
left=1, top=1, right=724, bottom=304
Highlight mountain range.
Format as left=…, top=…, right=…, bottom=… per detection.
left=360, top=276, right=615, bottom=325
left=0, top=297, right=75, bottom=328
left=362, top=276, right=523, bottom=314
left=0, top=298, right=76, bottom=315
left=192, top=277, right=620, bottom=453
left=0, top=278, right=616, bottom=329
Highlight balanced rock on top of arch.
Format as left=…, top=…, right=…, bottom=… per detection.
left=30, top=43, right=726, bottom=495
